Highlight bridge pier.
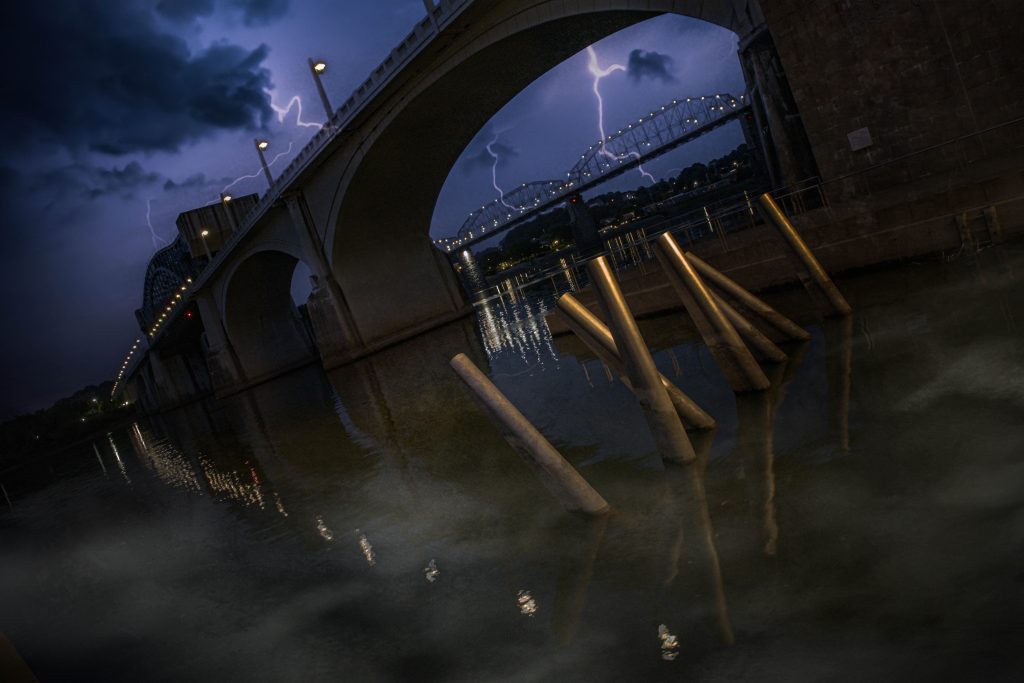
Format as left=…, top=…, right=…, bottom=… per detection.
left=284, top=192, right=364, bottom=365
left=194, top=291, right=247, bottom=394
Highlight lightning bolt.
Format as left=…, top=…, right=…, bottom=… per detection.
left=145, top=198, right=169, bottom=249
left=220, top=141, right=295, bottom=195
left=486, top=133, right=516, bottom=210
left=585, top=46, right=655, bottom=184
left=266, top=89, right=322, bottom=130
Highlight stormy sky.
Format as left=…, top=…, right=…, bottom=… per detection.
left=0, top=1, right=744, bottom=417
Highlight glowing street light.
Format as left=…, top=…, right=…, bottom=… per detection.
left=254, top=138, right=273, bottom=187
left=199, top=227, right=213, bottom=262
left=219, top=192, right=238, bottom=232
left=308, top=58, right=333, bottom=122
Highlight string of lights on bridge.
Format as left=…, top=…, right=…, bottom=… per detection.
left=147, top=278, right=194, bottom=340
left=110, top=338, right=142, bottom=398
left=110, top=276, right=195, bottom=398
left=434, top=92, right=747, bottom=252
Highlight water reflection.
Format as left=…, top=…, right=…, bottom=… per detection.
left=657, top=623, right=680, bottom=660
left=517, top=590, right=538, bottom=617
left=474, top=290, right=559, bottom=370
left=7, top=246, right=1024, bottom=681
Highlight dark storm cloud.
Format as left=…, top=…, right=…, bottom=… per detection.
left=230, top=0, right=290, bottom=25
left=90, top=162, right=163, bottom=199
left=0, top=1, right=275, bottom=156
left=155, top=0, right=215, bottom=22
left=626, top=49, right=675, bottom=83
left=20, top=161, right=162, bottom=202
left=164, top=172, right=212, bottom=191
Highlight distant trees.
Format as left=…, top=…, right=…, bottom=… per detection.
left=473, top=143, right=761, bottom=277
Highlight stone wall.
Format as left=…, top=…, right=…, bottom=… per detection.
left=764, top=0, right=1024, bottom=198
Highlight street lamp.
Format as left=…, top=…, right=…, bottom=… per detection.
left=219, top=192, right=238, bottom=232
left=308, top=58, right=333, bottom=122
left=200, top=228, right=213, bottom=262
left=254, top=138, right=273, bottom=187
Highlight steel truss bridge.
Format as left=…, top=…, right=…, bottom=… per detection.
left=439, top=91, right=750, bottom=252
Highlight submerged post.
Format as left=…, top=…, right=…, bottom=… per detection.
left=686, top=253, right=810, bottom=342
left=586, top=256, right=697, bottom=465
left=556, top=293, right=715, bottom=431
left=709, top=291, right=787, bottom=363
left=756, top=193, right=852, bottom=316
left=653, top=233, right=770, bottom=393
left=450, top=353, right=609, bottom=516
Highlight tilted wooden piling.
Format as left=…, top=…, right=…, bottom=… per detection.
left=654, top=233, right=770, bottom=393
left=756, top=193, right=852, bottom=316
left=586, top=256, right=697, bottom=465
left=686, top=253, right=811, bottom=342
left=450, top=353, right=609, bottom=516
left=556, top=293, right=715, bottom=431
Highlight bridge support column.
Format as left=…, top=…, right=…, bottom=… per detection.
left=284, top=192, right=364, bottom=365
left=147, top=352, right=190, bottom=409
left=739, top=29, right=819, bottom=188
left=195, top=290, right=246, bottom=393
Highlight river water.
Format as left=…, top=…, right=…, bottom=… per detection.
left=3, top=245, right=1023, bottom=682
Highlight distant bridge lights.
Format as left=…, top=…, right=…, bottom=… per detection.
left=308, top=58, right=334, bottom=122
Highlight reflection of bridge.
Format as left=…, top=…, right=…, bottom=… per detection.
left=441, top=92, right=750, bottom=251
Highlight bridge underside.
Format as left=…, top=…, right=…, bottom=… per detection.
left=225, top=250, right=317, bottom=383
left=329, top=11, right=657, bottom=347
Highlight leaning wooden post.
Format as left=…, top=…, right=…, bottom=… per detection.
left=708, top=291, right=787, bottom=363
left=450, top=353, right=610, bottom=515
left=686, top=253, right=810, bottom=342
left=654, top=233, right=770, bottom=393
left=756, top=193, right=852, bottom=316
left=586, top=256, right=697, bottom=465
left=556, top=293, right=715, bottom=431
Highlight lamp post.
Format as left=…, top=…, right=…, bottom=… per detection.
left=200, top=229, right=213, bottom=263
left=219, top=192, right=238, bottom=232
left=308, top=58, right=333, bottom=122
left=254, top=138, right=273, bottom=187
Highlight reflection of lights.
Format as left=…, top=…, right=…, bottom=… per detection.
left=517, top=590, right=537, bottom=617
left=658, top=624, right=679, bottom=660
left=424, top=559, right=439, bottom=583
left=358, top=532, right=376, bottom=566
left=316, top=516, right=334, bottom=542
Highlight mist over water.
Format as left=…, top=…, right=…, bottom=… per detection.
left=3, top=245, right=1024, bottom=681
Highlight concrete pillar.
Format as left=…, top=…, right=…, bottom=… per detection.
left=194, top=290, right=246, bottom=392
left=147, top=352, right=185, bottom=409
left=283, top=192, right=364, bottom=364
left=738, top=30, right=820, bottom=189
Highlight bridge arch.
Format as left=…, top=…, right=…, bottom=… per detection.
left=325, top=0, right=779, bottom=346
left=221, top=244, right=318, bottom=382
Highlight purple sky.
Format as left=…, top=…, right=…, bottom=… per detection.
left=0, top=1, right=744, bottom=417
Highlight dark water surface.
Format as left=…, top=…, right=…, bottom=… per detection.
left=3, top=246, right=1024, bottom=682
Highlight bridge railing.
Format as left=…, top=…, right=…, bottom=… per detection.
left=468, top=177, right=827, bottom=304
